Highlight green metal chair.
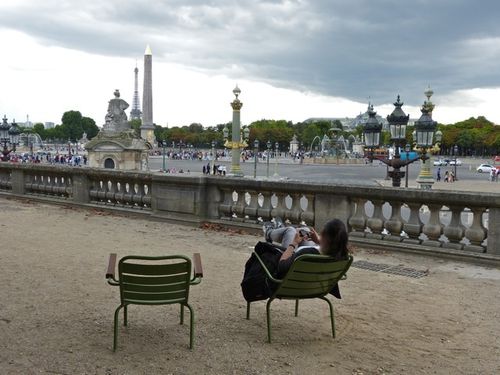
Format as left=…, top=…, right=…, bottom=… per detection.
left=247, top=253, right=353, bottom=343
left=106, top=253, right=203, bottom=351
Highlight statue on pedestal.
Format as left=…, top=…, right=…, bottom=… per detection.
left=84, top=89, right=151, bottom=171
left=103, top=89, right=130, bottom=133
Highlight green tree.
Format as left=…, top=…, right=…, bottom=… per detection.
left=81, top=117, right=99, bottom=139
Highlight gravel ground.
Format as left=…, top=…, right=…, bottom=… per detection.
left=0, top=197, right=499, bottom=375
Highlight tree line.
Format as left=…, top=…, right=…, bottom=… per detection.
left=28, top=110, right=500, bottom=156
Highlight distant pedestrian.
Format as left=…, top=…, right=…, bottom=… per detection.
left=444, top=170, right=449, bottom=183
left=437, top=168, right=441, bottom=182
left=450, top=171, right=455, bottom=182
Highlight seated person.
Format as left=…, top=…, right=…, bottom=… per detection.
left=263, top=218, right=349, bottom=297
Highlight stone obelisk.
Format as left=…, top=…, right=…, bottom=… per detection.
left=141, top=44, right=156, bottom=145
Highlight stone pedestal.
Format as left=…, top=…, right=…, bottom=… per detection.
left=85, top=131, right=150, bottom=171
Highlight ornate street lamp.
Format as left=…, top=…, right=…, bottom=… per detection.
left=415, top=97, right=438, bottom=189
left=224, top=85, right=249, bottom=176
left=1, top=116, right=20, bottom=161
left=363, top=104, right=383, bottom=157
left=364, top=96, right=436, bottom=188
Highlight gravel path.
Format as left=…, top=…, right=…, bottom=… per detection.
left=0, top=197, right=499, bottom=375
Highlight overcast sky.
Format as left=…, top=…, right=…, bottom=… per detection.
left=1, top=0, right=500, bottom=127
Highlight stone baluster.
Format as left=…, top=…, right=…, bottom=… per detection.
left=54, top=176, right=63, bottom=196
left=402, top=203, right=423, bottom=244
left=244, top=191, right=259, bottom=222
left=232, top=190, right=246, bottom=219
left=288, top=193, right=302, bottom=224
left=464, top=207, right=487, bottom=252
left=122, top=182, right=133, bottom=205
left=114, top=181, right=125, bottom=204
left=218, top=188, right=234, bottom=219
left=384, top=201, right=403, bottom=242
left=270, top=193, right=286, bottom=220
left=97, top=180, right=107, bottom=202
left=300, top=194, right=315, bottom=225
left=89, top=179, right=99, bottom=201
left=366, top=200, right=384, bottom=239
left=257, top=191, right=273, bottom=222
left=348, top=198, right=367, bottom=237
left=106, top=180, right=117, bottom=203
left=442, top=206, right=465, bottom=249
left=142, top=183, right=152, bottom=207
left=132, top=182, right=144, bottom=206
left=422, top=204, right=443, bottom=247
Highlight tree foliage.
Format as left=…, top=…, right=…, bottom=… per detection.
left=32, top=110, right=98, bottom=142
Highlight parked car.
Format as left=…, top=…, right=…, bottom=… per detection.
left=433, top=159, right=443, bottom=166
left=477, top=164, right=494, bottom=173
left=449, top=159, right=462, bottom=166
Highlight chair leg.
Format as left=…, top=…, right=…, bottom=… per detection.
left=180, top=304, right=184, bottom=325
left=113, top=305, right=124, bottom=352
left=246, top=302, right=251, bottom=320
left=266, top=299, right=273, bottom=343
left=184, top=303, right=195, bottom=349
left=320, top=296, right=335, bottom=338
left=123, top=305, right=128, bottom=327
left=294, top=300, right=299, bottom=317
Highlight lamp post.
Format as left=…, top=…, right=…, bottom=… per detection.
left=211, top=140, right=216, bottom=175
left=0, top=116, right=20, bottom=161
left=414, top=89, right=439, bottom=189
left=253, top=139, right=259, bottom=178
left=453, top=144, right=459, bottom=181
left=266, top=140, right=271, bottom=178
left=405, top=143, right=411, bottom=188
left=273, top=141, right=280, bottom=178
left=364, top=96, right=438, bottom=188
left=224, top=85, right=249, bottom=176
left=162, top=137, right=167, bottom=172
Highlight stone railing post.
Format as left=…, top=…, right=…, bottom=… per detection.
left=72, top=172, right=90, bottom=203
left=314, top=194, right=352, bottom=231
left=10, top=168, right=25, bottom=195
left=487, top=207, right=500, bottom=255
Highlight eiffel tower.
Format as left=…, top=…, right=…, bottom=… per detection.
left=130, top=63, right=142, bottom=120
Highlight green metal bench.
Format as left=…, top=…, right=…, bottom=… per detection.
left=247, top=252, right=352, bottom=343
left=106, top=253, right=203, bottom=351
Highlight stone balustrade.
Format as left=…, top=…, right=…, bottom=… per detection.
left=0, top=163, right=499, bottom=258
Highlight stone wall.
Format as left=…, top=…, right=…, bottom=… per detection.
left=1, top=163, right=499, bottom=261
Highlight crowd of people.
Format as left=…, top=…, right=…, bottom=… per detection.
left=7, top=152, right=87, bottom=166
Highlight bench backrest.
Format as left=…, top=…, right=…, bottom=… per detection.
left=275, top=254, right=353, bottom=299
left=118, top=255, right=192, bottom=305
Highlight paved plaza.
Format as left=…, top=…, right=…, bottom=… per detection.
left=1, top=198, right=499, bottom=374
left=149, top=156, right=499, bottom=190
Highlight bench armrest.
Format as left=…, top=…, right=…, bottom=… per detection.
left=106, top=253, right=119, bottom=285
left=193, top=253, right=203, bottom=278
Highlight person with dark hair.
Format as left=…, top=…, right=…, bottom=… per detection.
left=263, top=218, right=349, bottom=279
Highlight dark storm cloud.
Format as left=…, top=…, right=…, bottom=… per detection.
left=1, top=0, right=500, bottom=105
